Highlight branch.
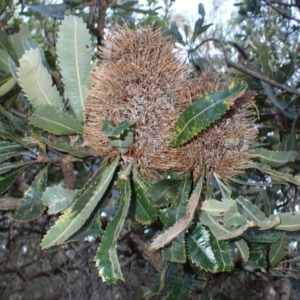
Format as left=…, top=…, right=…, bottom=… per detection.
left=195, top=38, right=300, bottom=99
left=0, top=197, right=21, bottom=210
left=264, top=0, right=300, bottom=23
left=97, top=0, right=108, bottom=46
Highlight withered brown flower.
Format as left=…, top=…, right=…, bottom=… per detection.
left=84, top=26, right=257, bottom=180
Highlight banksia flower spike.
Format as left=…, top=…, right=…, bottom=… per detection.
left=84, top=26, right=258, bottom=180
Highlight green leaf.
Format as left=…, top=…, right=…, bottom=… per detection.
left=149, top=168, right=204, bottom=251
left=146, top=179, right=182, bottom=207
left=67, top=209, right=102, bottom=243
left=261, top=81, right=297, bottom=119
left=42, top=186, right=79, bottom=215
left=243, top=229, right=282, bottom=243
left=0, top=121, right=32, bottom=151
left=160, top=175, right=191, bottom=263
left=249, top=148, right=299, bottom=167
left=9, top=24, right=30, bottom=59
left=275, top=212, right=300, bottom=231
left=0, top=150, right=23, bottom=163
left=40, top=137, right=91, bottom=158
left=102, top=118, right=131, bottom=138
left=40, top=156, right=119, bottom=249
left=0, top=141, right=23, bottom=153
left=234, top=239, right=249, bottom=263
left=274, top=51, right=295, bottom=84
left=269, top=232, right=290, bottom=267
left=198, top=3, right=205, bottom=17
left=258, top=188, right=273, bottom=217
left=236, top=195, right=267, bottom=225
left=0, top=104, right=28, bottom=133
left=9, top=167, right=47, bottom=221
left=0, top=161, right=35, bottom=175
left=0, top=76, right=16, bottom=97
left=29, top=106, right=84, bottom=135
left=251, top=162, right=300, bottom=186
left=94, top=164, right=132, bottom=285
left=57, top=15, right=91, bottom=121
left=0, top=27, right=17, bottom=62
left=0, top=49, right=12, bottom=73
left=170, top=81, right=247, bottom=147
left=17, top=48, right=63, bottom=108
left=187, top=223, right=234, bottom=272
left=199, top=210, right=250, bottom=240
left=246, top=250, right=267, bottom=270
left=0, top=166, right=28, bottom=194
left=164, top=271, right=194, bottom=300
left=285, top=115, right=300, bottom=152
left=132, top=176, right=157, bottom=225
left=201, top=199, right=235, bottom=217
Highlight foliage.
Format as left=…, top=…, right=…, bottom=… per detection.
left=1, top=1, right=300, bottom=299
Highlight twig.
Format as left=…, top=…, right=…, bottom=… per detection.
left=97, top=0, right=108, bottom=46
left=264, top=0, right=300, bottom=23
left=194, top=38, right=300, bottom=99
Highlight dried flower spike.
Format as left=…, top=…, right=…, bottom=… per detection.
left=84, top=26, right=257, bottom=179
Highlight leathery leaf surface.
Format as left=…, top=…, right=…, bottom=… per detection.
left=94, top=164, right=132, bottom=285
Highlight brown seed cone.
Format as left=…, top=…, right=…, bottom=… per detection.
left=84, top=26, right=257, bottom=179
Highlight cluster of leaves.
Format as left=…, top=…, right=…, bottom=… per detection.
left=1, top=1, right=300, bottom=299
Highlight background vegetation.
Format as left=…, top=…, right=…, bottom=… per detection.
left=1, top=0, right=300, bottom=299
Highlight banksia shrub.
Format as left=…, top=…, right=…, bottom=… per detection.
left=84, top=26, right=257, bottom=179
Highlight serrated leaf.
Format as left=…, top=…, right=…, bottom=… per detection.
left=0, top=161, right=35, bottom=175
left=258, top=188, right=273, bottom=217
left=0, top=27, right=17, bottom=62
left=160, top=174, right=191, bottom=263
left=199, top=211, right=251, bottom=240
left=186, top=223, right=218, bottom=272
left=107, top=131, right=133, bottom=154
left=210, top=235, right=234, bottom=272
left=223, top=203, right=247, bottom=228
left=146, top=179, right=182, bottom=207
left=9, top=24, right=29, bottom=59
left=149, top=168, right=204, bottom=251
left=243, top=229, right=282, bottom=243
left=0, top=166, right=28, bottom=194
left=0, top=141, right=23, bottom=153
left=0, top=150, right=23, bottom=163
left=249, top=148, right=299, bottom=167
left=251, top=162, right=300, bottom=186
left=67, top=209, right=102, bottom=243
left=234, top=239, right=249, bottom=263
left=132, top=176, right=157, bottom=225
left=170, top=81, right=247, bottom=147
left=269, top=232, right=290, bottom=267
left=275, top=212, right=300, bottom=231
left=40, top=156, right=119, bottom=249
left=94, top=164, right=132, bottom=285
left=164, top=271, right=194, bottom=300
left=17, top=48, right=63, bottom=108
left=0, top=76, right=16, bottom=97
left=0, top=48, right=11, bottom=73
left=0, top=121, right=32, bottom=150
left=246, top=250, right=267, bottom=270
left=57, top=15, right=91, bottom=121
left=236, top=195, right=267, bottom=225
left=0, top=104, right=28, bottom=134
left=40, top=137, right=91, bottom=158
left=201, top=198, right=235, bottom=217
left=102, top=118, right=131, bottom=138
left=9, top=167, right=47, bottom=221
left=30, top=106, right=84, bottom=135
left=42, top=186, right=79, bottom=215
